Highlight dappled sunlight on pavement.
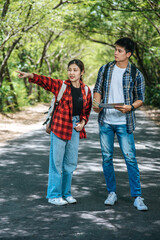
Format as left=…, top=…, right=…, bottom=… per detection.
left=0, top=110, right=160, bottom=239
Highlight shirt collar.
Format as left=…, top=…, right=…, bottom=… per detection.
left=64, top=79, right=85, bottom=87
left=125, top=62, right=132, bottom=73
left=112, top=60, right=131, bottom=74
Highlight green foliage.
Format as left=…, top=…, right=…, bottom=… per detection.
left=0, top=0, right=160, bottom=111
left=145, top=85, right=160, bottom=108
left=1, top=83, right=18, bottom=112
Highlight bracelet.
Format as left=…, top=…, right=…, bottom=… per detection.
left=131, top=104, right=135, bottom=111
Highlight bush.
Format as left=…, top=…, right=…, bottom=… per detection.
left=145, top=85, right=160, bottom=108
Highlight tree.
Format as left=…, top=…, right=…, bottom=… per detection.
left=0, top=0, right=83, bottom=111
left=62, top=0, right=160, bottom=106
left=0, top=0, right=159, bottom=111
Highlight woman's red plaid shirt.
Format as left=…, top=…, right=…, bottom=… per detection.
left=29, top=74, right=92, bottom=140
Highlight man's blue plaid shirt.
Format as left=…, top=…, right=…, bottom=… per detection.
left=93, top=61, right=145, bottom=133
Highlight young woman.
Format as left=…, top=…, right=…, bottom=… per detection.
left=17, top=59, right=92, bottom=206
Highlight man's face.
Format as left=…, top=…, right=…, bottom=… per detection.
left=114, top=45, right=131, bottom=63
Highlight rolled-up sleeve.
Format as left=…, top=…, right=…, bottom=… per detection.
left=133, top=70, right=145, bottom=102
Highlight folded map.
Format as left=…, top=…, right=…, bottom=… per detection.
left=99, top=103, right=124, bottom=108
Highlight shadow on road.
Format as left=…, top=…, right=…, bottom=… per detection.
left=0, top=110, right=160, bottom=240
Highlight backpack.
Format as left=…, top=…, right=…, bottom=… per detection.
left=43, top=82, right=67, bottom=134
left=43, top=83, right=88, bottom=134
left=101, top=63, right=137, bottom=100
left=103, top=63, right=137, bottom=85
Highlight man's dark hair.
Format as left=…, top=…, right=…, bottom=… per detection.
left=115, top=37, right=135, bottom=56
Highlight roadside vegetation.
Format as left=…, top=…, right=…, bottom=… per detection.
left=0, top=0, right=159, bottom=112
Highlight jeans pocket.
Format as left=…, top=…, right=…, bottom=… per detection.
left=72, top=116, right=80, bottom=128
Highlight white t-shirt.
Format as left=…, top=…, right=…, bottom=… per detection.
left=104, top=64, right=126, bottom=125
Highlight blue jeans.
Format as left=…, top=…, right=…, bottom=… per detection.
left=99, top=123, right=141, bottom=197
left=47, top=116, right=80, bottom=199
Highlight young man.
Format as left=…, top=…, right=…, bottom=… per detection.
left=93, top=37, right=148, bottom=211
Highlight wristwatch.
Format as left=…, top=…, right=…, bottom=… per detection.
left=131, top=104, right=135, bottom=111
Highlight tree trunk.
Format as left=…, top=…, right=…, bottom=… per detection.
left=1, top=0, right=10, bottom=18
left=5, top=64, right=19, bottom=111
left=23, top=78, right=33, bottom=96
left=37, top=86, right=41, bottom=102
left=135, top=44, right=151, bottom=87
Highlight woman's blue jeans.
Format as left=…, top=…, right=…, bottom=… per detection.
left=99, top=123, right=141, bottom=197
left=47, top=116, right=80, bottom=199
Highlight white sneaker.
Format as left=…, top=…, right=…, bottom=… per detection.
left=134, top=196, right=148, bottom=211
left=104, top=192, right=117, bottom=205
left=65, top=196, right=77, bottom=204
left=48, top=197, right=68, bottom=206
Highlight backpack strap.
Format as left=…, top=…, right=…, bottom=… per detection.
left=103, top=63, right=137, bottom=83
left=56, top=82, right=67, bottom=103
left=101, top=63, right=109, bottom=100
left=103, top=63, right=110, bottom=86
left=49, top=82, right=66, bottom=127
left=131, top=64, right=137, bottom=82
left=84, top=85, right=88, bottom=96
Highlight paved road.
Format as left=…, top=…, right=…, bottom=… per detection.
left=0, top=110, right=160, bottom=240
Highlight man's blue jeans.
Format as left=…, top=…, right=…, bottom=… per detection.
left=46, top=116, right=80, bottom=199
left=99, top=123, right=141, bottom=197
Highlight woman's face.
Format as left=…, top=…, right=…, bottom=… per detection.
left=68, top=64, right=83, bottom=83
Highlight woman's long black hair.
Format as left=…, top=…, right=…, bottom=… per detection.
left=68, top=59, right=85, bottom=81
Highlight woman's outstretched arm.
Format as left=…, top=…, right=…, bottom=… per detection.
left=16, top=71, right=33, bottom=79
